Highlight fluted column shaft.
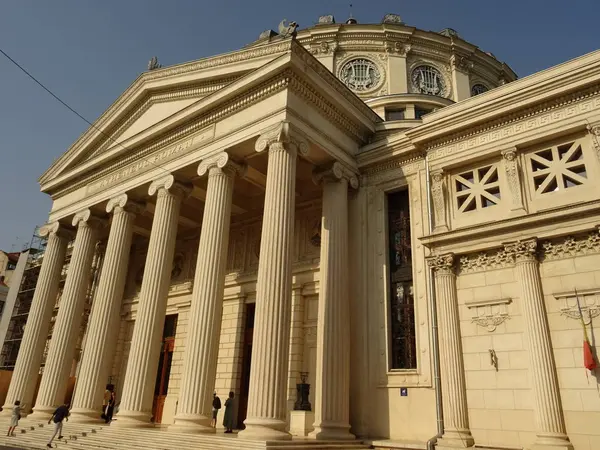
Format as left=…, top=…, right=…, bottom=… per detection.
left=506, top=240, right=572, bottom=450
left=286, top=288, right=305, bottom=413
left=70, top=195, right=140, bottom=423
left=1, top=224, right=69, bottom=416
left=310, top=164, right=356, bottom=440
left=171, top=153, right=238, bottom=433
left=239, top=141, right=299, bottom=440
left=114, top=175, right=188, bottom=427
left=30, top=211, right=102, bottom=419
left=427, top=254, right=474, bottom=449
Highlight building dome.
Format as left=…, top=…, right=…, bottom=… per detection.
left=249, top=14, right=516, bottom=125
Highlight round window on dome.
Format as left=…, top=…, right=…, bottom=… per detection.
left=411, top=65, right=446, bottom=97
left=339, top=59, right=381, bottom=92
left=471, top=83, right=489, bottom=96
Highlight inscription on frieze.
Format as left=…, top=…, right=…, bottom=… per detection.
left=86, top=125, right=215, bottom=194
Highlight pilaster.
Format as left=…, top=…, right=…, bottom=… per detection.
left=171, top=152, right=243, bottom=433
left=1, top=223, right=70, bottom=416
left=430, top=170, right=449, bottom=233
left=30, top=210, right=104, bottom=419
left=70, top=195, right=143, bottom=423
left=427, top=253, right=474, bottom=449
left=501, top=148, right=526, bottom=214
left=504, top=239, right=573, bottom=450
left=450, top=52, right=473, bottom=101
left=238, top=122, right=307, bottom=441
left=114, top=175, right=191, bottom=428
left=309, top=162, right=357, bottom=440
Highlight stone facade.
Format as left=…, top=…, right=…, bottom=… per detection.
left=3, top=16, right=600, bottom=450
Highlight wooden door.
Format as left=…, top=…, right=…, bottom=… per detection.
left=237, top=303, right=255, bottom=428
left=151, top=315, right=177, bottom=423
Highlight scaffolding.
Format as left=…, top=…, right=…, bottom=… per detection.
left=0, top=227, right=48, bottom=370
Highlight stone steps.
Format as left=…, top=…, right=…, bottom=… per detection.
left=60, top=426, right=371, bottom=450
left=0, top=419, right=101, bottom=450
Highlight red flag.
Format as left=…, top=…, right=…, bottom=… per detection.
left=584, top=340, right=597, bottom=371
left=575, top=289, right=597, bottom=371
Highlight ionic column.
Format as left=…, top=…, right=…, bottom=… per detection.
left=427, top=254, right=474, bottom=449
left=70, top=195, right=143, bottom=423
left=30, top=210, right=104, bottom=420
left=505, top=239, right=573, bottom=450
left=171, top=152, right=242, bottom=433
left=310, top=162, right=358, bottom=440
left=238, top=122, right=308, bottom=441
left=114, top=175, right=190, bottom=428
left=1, top=223, right=70, bottom=416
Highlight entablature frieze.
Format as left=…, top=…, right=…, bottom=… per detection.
left=419, top=86, right=600, bottom=166
left=450, top=227, right=600, bottom=275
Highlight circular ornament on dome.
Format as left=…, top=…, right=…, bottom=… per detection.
left=471, top=83, right=489, bottom=96
left=411, top=65, right=446, bottom=97
left=339, top=58, right=382, bottom=93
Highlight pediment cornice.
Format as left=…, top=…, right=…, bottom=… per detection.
left=42, top=43, right=379, bottom=199
left=40, top=40, right=297, bottom=185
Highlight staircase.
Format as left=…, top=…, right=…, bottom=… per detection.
left=0, top=418, right=371, bottom=450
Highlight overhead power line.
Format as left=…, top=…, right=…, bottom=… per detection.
left=0, top=47, right=171, bottom=176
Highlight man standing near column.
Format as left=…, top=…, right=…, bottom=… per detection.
left=171, top=152, right=242, bottom=433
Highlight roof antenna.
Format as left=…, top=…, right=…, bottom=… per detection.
left=349, top=3, right=353, bottom=19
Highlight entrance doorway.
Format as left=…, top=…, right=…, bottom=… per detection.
left=151, top=314, right=177, bottom=423
left=237, top=303, right=255, bottom=428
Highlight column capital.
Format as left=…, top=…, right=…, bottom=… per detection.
left=72, top=209, right=106, bottom=230
left=255, top=122, right=309, bottom=157
left=427, top=252, right=455, bottom=275
left=107, top=193, right=146, bottom=216
left=197, top=151, right=246, bottom=178
left=148, top=174, right=192, bottom=199
left=39, top=222, right=73, bottom=240
left=501, top=147, right=518, bottom=161
left=504, top=238, right=538, bottom=263
left=312, top=162, right=359, bottom=189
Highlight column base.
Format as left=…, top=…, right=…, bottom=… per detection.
left=289, top=411, right=314, bottom=437
left=309, top=420, right=355, bottom=440
left=169, top=413, right=215, bottom=434
left=111, top=410, right=153, bottom=428
left=69, top=407, right=105, bottom=424
left=436, top=430, right=475, bottom=449
left=27, top=405, right=55, bottom=422
left=238, top=417, right=292, bottom=440
left=531, top=433, right=573, bottom=450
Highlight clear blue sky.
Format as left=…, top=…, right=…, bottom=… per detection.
left=0, top=0, right=598, bottom=251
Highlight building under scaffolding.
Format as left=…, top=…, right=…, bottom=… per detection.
left=0, top=225, right=104, bottom=404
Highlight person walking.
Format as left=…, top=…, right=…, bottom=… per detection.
left=104, top=391, right=116, bottom=423
left=6, top=400, right=22, bottom=437
left=47, top=402, right=69, bottom=448
left=211, top=392, right=221, bottom=428
left=223, top=391, right=235, bottom=433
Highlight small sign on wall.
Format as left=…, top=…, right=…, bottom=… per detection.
left=400, top=387, right=408, bottom=397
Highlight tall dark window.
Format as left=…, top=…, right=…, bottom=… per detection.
left=387, top=190, right=417, bottom=370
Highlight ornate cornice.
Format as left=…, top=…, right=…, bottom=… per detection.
left=459, top=249, right=514, bottom=274
left=542, top=229, right=600, bottom=260
left=425, top=85, right=600, bottom=158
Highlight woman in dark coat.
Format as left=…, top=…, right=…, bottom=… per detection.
left=223, top=391, right=235, bottom=433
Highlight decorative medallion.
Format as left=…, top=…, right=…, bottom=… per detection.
left=411, top=65, right=446, bottom=96
left=339, top=58, right=382, bottom=93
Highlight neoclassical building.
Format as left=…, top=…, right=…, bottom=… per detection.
left=2, top=13, right=600, bottom=450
